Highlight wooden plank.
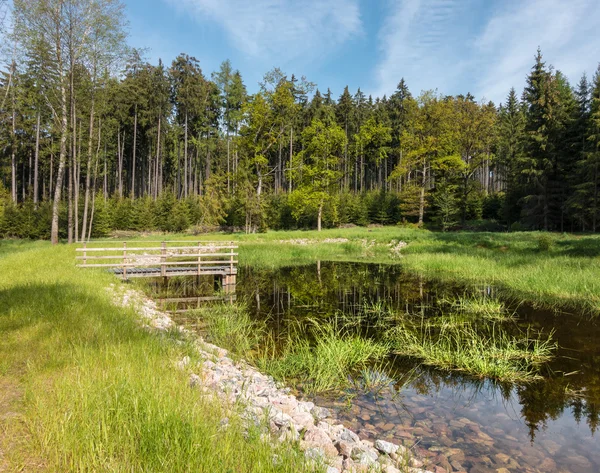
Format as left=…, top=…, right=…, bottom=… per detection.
left=76, top=246, right=237, bottom=252
left=78, top=261, right=238, bottom=268
left=120, top=270, right=233, bottom=278
left=158, top=296, right=233, bottom=303
left=76, top=253, right=238, bottom=260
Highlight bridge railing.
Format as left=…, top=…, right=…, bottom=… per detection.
left=75, top=241, right=238, bottom=284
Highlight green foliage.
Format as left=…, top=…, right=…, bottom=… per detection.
left=388, top=320, right=555, bottom=382
left=431, top=183, right=460, bottom=231
left=257, top=323, right=390, bottom=394
left=537, top=233, right=554, bottom=252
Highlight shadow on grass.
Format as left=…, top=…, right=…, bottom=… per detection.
left=416, top=231, right=600, bottom=259
left=0, top=282, right=143, bottom=349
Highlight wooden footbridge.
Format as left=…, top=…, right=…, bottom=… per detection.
left=76, top=241, right=238, bottom=293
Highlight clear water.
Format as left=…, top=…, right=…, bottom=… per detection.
left=149, top=262, right=600, bottom=473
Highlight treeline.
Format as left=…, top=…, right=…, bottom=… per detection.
left=1, top=1, right=600, bottom=240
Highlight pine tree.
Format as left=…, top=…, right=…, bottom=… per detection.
left=497, top=88, right=526, bottom=225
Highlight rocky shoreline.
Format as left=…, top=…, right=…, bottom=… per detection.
left=114, top=286, right=434, bottom=473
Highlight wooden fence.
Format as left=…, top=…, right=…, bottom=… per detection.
left=75, top=241, right=238, bottom=292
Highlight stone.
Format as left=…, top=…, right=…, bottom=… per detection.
left=337, top=440, right=355, bottom=458
left=342, top=458, right=356, bottom=471
left=291, top=411, right=315, bottom=430
left=353, top=451, right=377, bottom=467
left=326, top=467, right=340, bottom=473
left=176, top=356, right=190, bottom=370
left=304, top=426, right=332, bottom=445
left=188, top=373, right=201, bottom=388
left=312, top=405, right=332, bottom=421
left=339, top=428, right=360, bottom=444
left=383, top=465, right=401, bottom=473
left=304, top=447, right=325, bottom=462
left=298, top=401, right=315, bottom=413
left=375, top=439, right=400, bottom=455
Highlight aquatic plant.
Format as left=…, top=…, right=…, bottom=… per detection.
left=448, top=294, right=513, bottom=321
left=190, top=303, right=266, bottom=358
left=256, top=323, right=390, bottom=394
left=388, top=321, right=555, bottom=382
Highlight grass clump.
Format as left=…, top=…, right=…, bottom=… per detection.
left=388, top=321, right=555, bottom=382
left=256, top=324, right=390, bottom=394
left=537, top=233, right=554, bottom=252
left=190, top=303, right=266, bottom=358
left=449, top=295, right=513, bottom=321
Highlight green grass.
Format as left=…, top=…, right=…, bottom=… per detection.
left=388, top=320, right=556, bottom=382
left=446, top=295, right=512, bottom=321
left=256, top=323, right=390, bottom=395
left=0, top=241, right=315, bottom=472
left=188, top=303, right=267, bottom=358
left=96, top=226, right=600, bottom=314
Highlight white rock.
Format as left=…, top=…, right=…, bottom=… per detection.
left=189, top=373, right=201, bottom=388
left=375, top=439, right=400, bottom=455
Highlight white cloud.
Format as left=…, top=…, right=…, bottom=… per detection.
left=373, top=0, right=600, bottom=104
left=373, top=0, right=476, bottom=99
left=473, top=0, right=600, bottom=104
left=168, top=0, right=362, bottom=65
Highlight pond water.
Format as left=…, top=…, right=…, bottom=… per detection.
left=150, top=262, right=600, bottom=473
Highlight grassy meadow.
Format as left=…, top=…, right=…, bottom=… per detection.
left=1, top=227, right=599, bottom=469
left=0, top=241, right=313, bottom=472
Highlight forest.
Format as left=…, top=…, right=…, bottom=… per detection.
left=1, top=0, right=600, bottom=242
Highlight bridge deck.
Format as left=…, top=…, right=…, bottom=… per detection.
left=109, top=266, right=237, bottom=278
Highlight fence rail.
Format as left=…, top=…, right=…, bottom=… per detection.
left=75, top=241, right=238, bottom=291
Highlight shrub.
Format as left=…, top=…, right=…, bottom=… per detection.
left=537, top=233, right=553, bottom=252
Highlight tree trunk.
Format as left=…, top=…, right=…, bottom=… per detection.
left=318, top=202, right=323, bottom=232
left=184, top=112, right=188, bottom=198
left=131, top=104, right=137, bottom=199
left=418, top=160, right=426, bottom=226
left=155, top=113, right=161, bottom=200
left=117, top=129, right=123, bottom=198
left=51, top=78, right=69, bottom=245
left=68, top=116, right=74, bottom=243
left=205, top=133, right=211, bottom=184
left=81, top=101, right=95, bottom=241
left=33, top=112, right=41, bottom=207
left=593, top=161, right=598, bottom=233
left=288, top=127, right=293, bottom=193
left=10, top=74, right=16, bottom=203
left=227, top=133, right=230, bottom=194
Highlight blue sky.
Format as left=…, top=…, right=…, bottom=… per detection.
left=126, top=0, right=600, bottom=105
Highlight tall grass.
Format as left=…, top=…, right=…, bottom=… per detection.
left=447, top=295, right=513, bottom=321
left=388, top=321, right=555, bottom=382
left=0, top=241, right=313, bottom=472
left=189, top=303, right=266, bottom=358
left=256, top=323, right=390, bottom=394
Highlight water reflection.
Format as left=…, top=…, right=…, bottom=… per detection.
left=236, top=262, right=600, bottom=473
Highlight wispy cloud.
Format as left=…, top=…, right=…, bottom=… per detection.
left=474, top=0, right=600, bottom=103
left=373, top=0, right=477, bottom=99
left=168, top=0, right=362, bottom=66
left=373, top=0, right=600, bottom=104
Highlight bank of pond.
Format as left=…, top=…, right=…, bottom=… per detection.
left=142, top=262, right=600, bottom=473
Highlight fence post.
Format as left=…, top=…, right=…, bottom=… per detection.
left=197, top=241, right=202, bottom=276
left=161, top=241, right=166, bottom=277
left=83, top=242, right=87, bottom=266
left=123, top=242, right=127, bottom=280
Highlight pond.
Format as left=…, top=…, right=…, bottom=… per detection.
left=148, top=262, right=600, bottom=473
